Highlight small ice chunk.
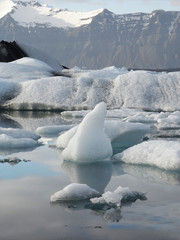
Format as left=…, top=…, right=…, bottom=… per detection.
left=90, top=186, right=146, bottom=206
left=90, top=196, right=106, bottom=204
left=112, top=140, right=180, bottom=171
left=50, top=183, right=100, bottom=202
left=114, top=186, right=147, bottom=202
left=102, top=191, right=122, bottom=205
left=114, top=186, right=132, bottom=195
left=62, top=102, right=112, bottom=163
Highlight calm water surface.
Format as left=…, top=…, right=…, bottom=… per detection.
left=0, top=112, right=180, bottom=240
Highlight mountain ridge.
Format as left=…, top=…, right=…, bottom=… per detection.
left=0, top=0, right=180, bottom=69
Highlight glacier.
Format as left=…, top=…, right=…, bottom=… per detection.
left=0, top=57, right=179, bottom=112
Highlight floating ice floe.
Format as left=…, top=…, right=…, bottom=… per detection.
left=61, top=108, right=158, bottom=124
left=112, top=140, right=180, bottom=171
left=0, top=127, right=40, bottom=140
left=50, top=183, right=100, bottom=202
left=90, top=186, right=147, bottom=207
left=36, top=124, right=76, bottom=137
left=0, top=134, right=39, bottom=149
left=0, top=127, right=40, bottom=150
left=62, top=102, right=113, bottom=163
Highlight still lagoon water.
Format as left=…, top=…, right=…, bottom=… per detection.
left=0, top=111, right=180, bottom=240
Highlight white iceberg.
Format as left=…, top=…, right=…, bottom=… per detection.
left=50, top=183, right=100, bottom=202
left=112, top=140, right=180, bottom=171
left=0, top=59, right=179, bottom=111
left=0, top=57, right=54, bottom=83
left=62, top=102, right=113, bottom=163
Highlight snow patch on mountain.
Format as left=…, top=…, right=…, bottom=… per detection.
left=0, top=0, right=104, bottom=28
left=0, top=0, right=15, bottom=19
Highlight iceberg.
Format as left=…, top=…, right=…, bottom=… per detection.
left=62, top=102, right=113, bottom=163
left=112, top=140, right=180, bottom=171
left=50, top=183, right=100, bottom=202
left=0, top=58, right=179, bottom=111
left=0, top=57, right=54, bottom=83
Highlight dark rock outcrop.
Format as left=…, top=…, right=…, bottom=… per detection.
left=0, top=40, right=27, bottom=62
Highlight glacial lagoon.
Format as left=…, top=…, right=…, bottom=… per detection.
left=0, top=110, right=180, bottom=240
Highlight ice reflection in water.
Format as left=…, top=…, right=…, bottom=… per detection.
left=112, top=162, right=180, bottom=185
left=61, top=161, right=112, bottom=193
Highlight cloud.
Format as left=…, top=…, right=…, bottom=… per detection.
left=141, top=0, right=180, bottom=6
left=115, top=0, right=180, bottom=6
left=172, top=0, right=180, bottom=6
left=40, top=0, right=92, bottom=4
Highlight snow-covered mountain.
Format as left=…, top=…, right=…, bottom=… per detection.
left=0, top=0, right=104, bottom=28
left=0, top=0, right=180, bottom=69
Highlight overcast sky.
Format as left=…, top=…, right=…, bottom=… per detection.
left=37, top=0, right=180, bottom=14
